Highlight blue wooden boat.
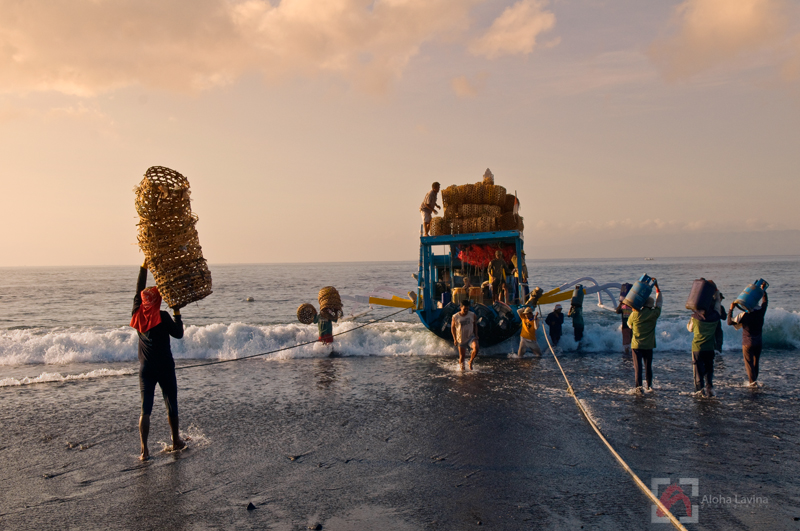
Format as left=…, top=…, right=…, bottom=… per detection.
left=341, top=229, right=623, bottom=348
left=414, top=229, right=526, bottom=347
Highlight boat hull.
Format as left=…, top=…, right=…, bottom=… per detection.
left=416, top=302, right=522, bottom=348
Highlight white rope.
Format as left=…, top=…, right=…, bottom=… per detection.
left=537, top=305, right=689, bottom=531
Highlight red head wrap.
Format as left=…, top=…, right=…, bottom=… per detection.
left=130, top=286, right=163, bottom=333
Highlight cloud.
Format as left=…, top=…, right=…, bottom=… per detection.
left=469, top=0, right=556, bottom=59
left=451, top=72, right=488, bottom=98
left=0, top=0, right=480, bottom=96
left=648, top=0, right=791, bottom=80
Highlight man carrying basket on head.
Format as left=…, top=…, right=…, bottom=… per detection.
left=420, top=182, right=441, bottom=237
left=131, top=260, right=187, bottom=461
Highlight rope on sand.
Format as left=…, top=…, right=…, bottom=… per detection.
left=537, top=305, right=688, bottom=531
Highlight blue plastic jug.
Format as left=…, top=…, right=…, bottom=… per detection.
left=622, top=275, right=655, bottom=311
left=734, top=279, right=769, bottom=312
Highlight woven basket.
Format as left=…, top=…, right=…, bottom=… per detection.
left=441, top=185, right=462, bottom=209
left=452, top=287, right=468, bottom=305
left=457, top=184, right=477, bottom=205
left=443, top=207, right=459, bottom=221
left=478, top=215, right=497, bottom=232
left=502, top=194, right=517, bottom=213
left=468, top=287, right=484, bottom=305
left=499, top=212, right=518, bottom=231
left=135, top=166, right=212, bottom=309
left=492, top=185, right=507, bottom=206
left=318, top=286, right=343, bottom=313
left=430, top=217, right=445, bottom=236
left=462, top=218, right=479, bottom=234
left=297, top=303, right=317, bottom=324
left=516, top=216, right=524, bottom=232
left=459, top=204, right=501, bottom=218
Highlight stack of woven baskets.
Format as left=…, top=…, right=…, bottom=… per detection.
left=135, top=166, right=212, bottom=309
left=430, top=168, right=523, bottom=236
left=318, top=286, right=343, bottom=318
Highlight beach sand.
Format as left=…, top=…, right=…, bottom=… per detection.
left=1, top=355, right=799, bottom=530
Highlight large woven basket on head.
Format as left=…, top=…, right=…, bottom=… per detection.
left=318, top=286, right=343, bottom=315
left=297, top=303, right=317, bottom=324
left=135, top=166, right=212, bottom=309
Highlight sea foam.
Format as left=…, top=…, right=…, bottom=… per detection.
left=1, top=309, right=799, bottom=366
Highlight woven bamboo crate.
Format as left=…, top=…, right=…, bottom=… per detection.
left=441, top=185, right=462, bottom=209
left=499, top=212, right=518, bottom=231
left=516, top=216, right=524, bottom=232
left=502, top=194, right=517, bottom=213
left=468, top=287, right=483, bottom=305
left=443, top=207, right=458, bottom=221
left=492, top=185, right=507, bottom=206
left=477, top=215, right=497, bottom=232
left=452, top=287, right=468, bottom=305
left=430, top=217, right=445, bottom=236
left=482, top=184, right=496, bottom=204
left=318, top=286, right=343, bottom=314
left=297, top=303, right=317, bottom=324
left=135, top=166, right=212, bottom=309
left=459, top=204, right=501, bottom=218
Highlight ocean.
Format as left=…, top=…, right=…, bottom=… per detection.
left=1, top=256, right=799, bottom=529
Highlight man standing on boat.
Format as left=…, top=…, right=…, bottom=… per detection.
left=451, top=300, right=479, bottom=370
left=420, top=182, right=441, bottom=237
left=488, top=251, right=509, bottom=303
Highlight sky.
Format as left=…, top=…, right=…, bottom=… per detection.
left=1, top=0, right=799, bottom=266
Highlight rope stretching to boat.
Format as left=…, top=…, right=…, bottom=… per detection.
left=537, top=304, right=689, bottom=531
left=175, top=307, right=408, bottom=371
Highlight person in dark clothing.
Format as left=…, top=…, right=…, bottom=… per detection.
left=615, top=301, right=633, bottom=357
left=131, top=261, right=186, bottom=461
left=687, top=307, right=721, bottom=397
left=728, top=287, right=768, bottom=386
left=714, top=291, right=727, bottom=356
left=545, top=304, right=564, bottom=346
left=568, top=304, right=584, bottom=342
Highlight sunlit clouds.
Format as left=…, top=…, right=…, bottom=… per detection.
left=0, top=0, right=493, bottom=96
left=469, top=0, right=556, bottom=59
left=648, top=0, right=797, bottom=82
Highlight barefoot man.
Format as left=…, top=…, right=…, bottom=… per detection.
left=451, top=299, right=480, bottom=369
left=131, top=261, right=187, bottom=460
left=420, top=182, right=441, bottom=237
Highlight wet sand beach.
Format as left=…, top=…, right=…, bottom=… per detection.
left=2, top=354, right=799, bottom=530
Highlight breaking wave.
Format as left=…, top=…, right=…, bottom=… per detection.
left=1, top=309, right=799, bottom=367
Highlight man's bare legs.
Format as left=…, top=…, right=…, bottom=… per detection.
left=456, top=344, right=466, bottom=369
left=423, top=222, right=431, bottom=237
left=168, top=414, right=186, bottom=452
left=469, top=342, right=479, bottom=370
left=139, top=414, right=150, bottom=461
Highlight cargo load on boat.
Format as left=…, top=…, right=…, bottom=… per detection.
left=429, top=169, right=523, bottom=236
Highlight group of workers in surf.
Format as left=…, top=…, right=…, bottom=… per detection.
left=128, top=181, right=771, bottom=459
left=614, top=279, right=768, bottom=398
